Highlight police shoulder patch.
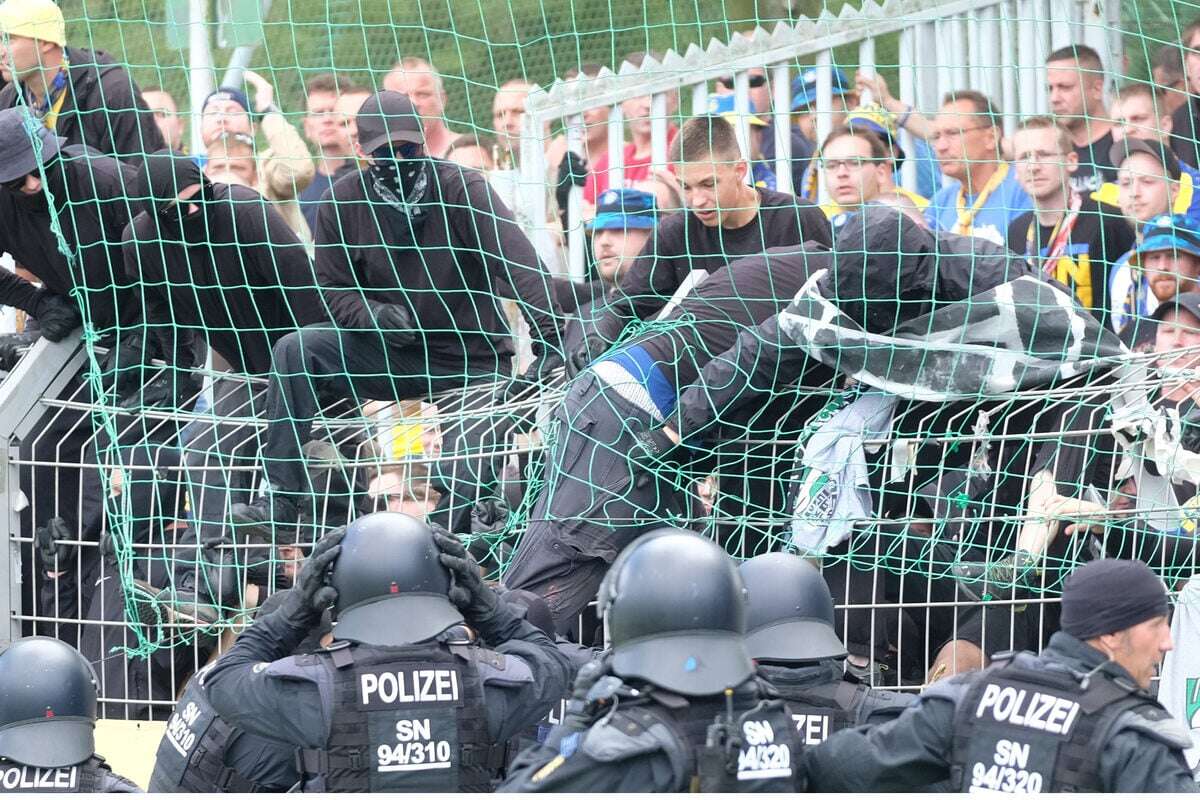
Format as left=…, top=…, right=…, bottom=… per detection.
left=1115, top=707, right=1194, bottom=750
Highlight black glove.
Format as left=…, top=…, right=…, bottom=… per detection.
left=122, top=369, right=202, bottom=411
left=99, top=334, right=147, bottom=397
left=281, top=526, right=344, bottom=624
left=555, top=151, right=588, bottom=213
left=566, top=333, right=610, bottom=377
left=629, top=426, right=680, bottom=488
left=432, top=526, right=504, bottom=626
left=506, top=350, right=566, bottom=399
left=0, top=330, right=39, bottom=371
left=36, top=517, right=74, bottom=571
left=372, top=302, right=417, bottom=346
left=559, top=655, right=615, bottom=730
left=32, top=291, right=81, bottom=343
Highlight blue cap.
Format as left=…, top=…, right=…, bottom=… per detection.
left=588, top=188, right=657, bottom=231
left=1137, top=213, right=1200, bottom=259
left=706, top=94, right=768, bottom=126
left=790, top=67, right=851, bottom=111
left=203, top=87, right=251, bottom=115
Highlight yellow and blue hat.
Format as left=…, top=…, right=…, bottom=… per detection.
left=588, top=188, right=658, bottom=231
left=790, top=67, right=851, bottom=112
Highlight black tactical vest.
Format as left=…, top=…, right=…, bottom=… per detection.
left=771, top=679, right=865, bottom=746
left=606, top=688, right=803, bottom=792
left=0, top=756, right=106, bottom=793
left=149, top=676, right=275, bottom=793
left=950, top=660, right=1161, bottom=793
left=297, top=639, right=506, bottom=792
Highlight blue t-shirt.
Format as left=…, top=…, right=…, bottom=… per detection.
left=925, top=165, right=1032, bottom=247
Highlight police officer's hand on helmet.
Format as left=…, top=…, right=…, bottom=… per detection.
left=32, top=291, right=82, bottom=342
left=372, top=302, right=417, bottom=346
left=431, top=525, right=501, bottom=624
left=281, top=526, right=345, bottom=623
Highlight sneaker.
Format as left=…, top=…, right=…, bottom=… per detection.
left=126, top=579, right=220, bottom=644
left=230, top=493, right=299, bottom=537
left=952, top=549, right=1039, bottom=590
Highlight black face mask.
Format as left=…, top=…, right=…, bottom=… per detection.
left=138, top=149, right=212, bottom=235
left=368, top=142, right=432, bottom=220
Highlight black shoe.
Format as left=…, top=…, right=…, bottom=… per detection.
left=230, top=494, right=299, bottom=536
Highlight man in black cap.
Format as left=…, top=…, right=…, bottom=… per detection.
left=204, top=512, right=573, bottom=792
left=740, top=553, right=914, bottom=744
left=0, top=636, right=140, bottom=792
left=230, top=90, right=564, bottom=536
left=501, top=528, right=806, bottom=792
left=123, top=148, right=330, bottom=615
left=805, top=558, right=1196, bottom=793
left=0, top=106, right=145, bottom=637
left=567, top=113, right=831, bottom=373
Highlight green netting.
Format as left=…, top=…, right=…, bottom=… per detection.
left=6, top=0, right=1200, bottom=691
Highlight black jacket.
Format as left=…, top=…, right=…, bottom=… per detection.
left=0, top=146, right=139, bottom=331
left=123, top=183, right=329, bottom=375
left=315, top=161, right=563, bottom=363
left=0, top=49, right=163, bottom=164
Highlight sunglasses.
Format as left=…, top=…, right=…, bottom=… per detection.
left=717, top=74, right=767, bottom=89
left=371, top=141, right=424, bottom=161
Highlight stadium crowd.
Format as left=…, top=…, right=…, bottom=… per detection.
left=4, top=0, right=1200, bottom=790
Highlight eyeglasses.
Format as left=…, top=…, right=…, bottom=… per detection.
left=1015, top=149, right=1070, bottom=164
left=717, top=74, right=767, bottom=89
left=928, top=124, right=992, bottom=143
left=821, top=157, right=884, bottom=172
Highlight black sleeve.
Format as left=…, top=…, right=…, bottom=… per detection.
left=458, top=174, right=564, bottom=353
left=97, top=67, right=166, bottom=164
left=484, top=619, right=574, bottom=743
left=314, top=198, right=374, bottom=330
left=238, top=194, right=329, bottom=326
left=796, top=201, right=834, bottom=248
left=673, top=313, right=819, bottom=440
left=1091, top=210, right=1136, bottom=327
left=0, top=267, right=44, bottom=314
left=1007, top=214, right=1031, bottom=256
left=122, top=227, right=200, bottom=369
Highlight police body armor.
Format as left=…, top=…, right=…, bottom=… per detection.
left=770, top=678, right=866, bottom=746
left=0, top=756, right=111, bottom=793
left=950, top=655, right=1171, bottom=793
left=592, top=682, right=803, bottom=792
left=297, top=638, right=506, bottom=792
left=149, top=674, right=277, bottom=793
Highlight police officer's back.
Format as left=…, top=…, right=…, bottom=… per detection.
left=148, top=588, right=332, bottom=792
left=203, top=512, right=573, bottom=792
left=805, top=558, right=1199, bottom=793
left=500, top=528, right=805, bottom=792
left=740, top=553, right=914, bottom=745
left=0, top=636, right=140, bottom=792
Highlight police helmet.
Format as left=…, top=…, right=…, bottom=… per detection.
left=330, top=512, right=464, bottom=646
left=598, top=527, right=753, bottom=696
left=739, top=553, right=847, bottom=663
left=0, top=636, right=98, bottom=768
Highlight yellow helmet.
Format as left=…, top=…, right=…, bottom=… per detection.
left=0, top=0, right=65, bottom=46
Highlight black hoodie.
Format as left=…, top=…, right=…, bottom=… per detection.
left=0, top=145, right=139, bottom=331
left=123, top=152, right=329, bottom=375
left=0, top=48, right=164, bottom=165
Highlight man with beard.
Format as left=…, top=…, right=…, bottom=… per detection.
left=123, top=148, right=329, bottom=614
left=230, top=91, right=563, bottom=537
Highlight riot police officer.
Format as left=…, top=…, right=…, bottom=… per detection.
left=204, top=511, right=573, bottom=792
left=500, top=527, right=805, bottom=792
left=147, top=588, right=333, bottom=792
left=740, top=553, right=914, bottom=745
left=0, top=636, right=140, bottom=792
left=805, top=558, right=1199, bottom=793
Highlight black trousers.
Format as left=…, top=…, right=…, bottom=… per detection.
left=262, top=324, right=507, bottom=533
left=503, top=372, right=693, bottom=633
